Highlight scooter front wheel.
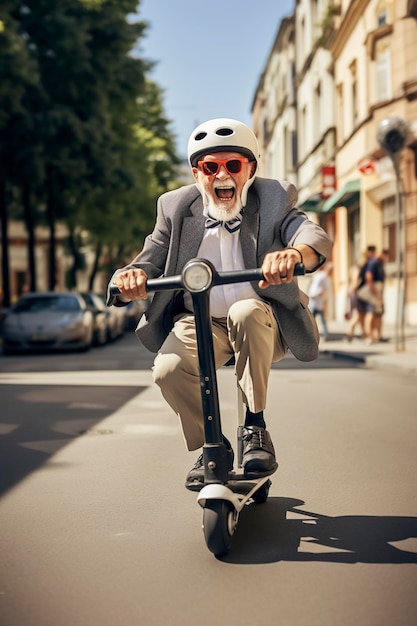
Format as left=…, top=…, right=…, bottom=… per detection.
left=202, top=499, right=236, bottom=556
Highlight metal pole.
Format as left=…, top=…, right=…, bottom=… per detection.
left=376, top=116, right=411, bottom=352
left=393, top=156, right=406, bottom=351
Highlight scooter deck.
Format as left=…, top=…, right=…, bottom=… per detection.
left=185, top=464, right=278, bottom=492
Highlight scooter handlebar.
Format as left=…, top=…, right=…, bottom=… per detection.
left=108, top=261, right=305, bottom=302
left=214, top=263, right=305, bottom=286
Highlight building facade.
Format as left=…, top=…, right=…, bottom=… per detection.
left=252, top=0, right=417, bottom=326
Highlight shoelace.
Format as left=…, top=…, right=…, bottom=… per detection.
left=243, top=428, right=264, bottom=448
left=193, top=453, right=204, bottom=469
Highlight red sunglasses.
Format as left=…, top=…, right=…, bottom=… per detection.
left=197, top=157, right=249, bottom=176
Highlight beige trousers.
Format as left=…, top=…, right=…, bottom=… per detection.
left=152, top=299, right=287, bottom=450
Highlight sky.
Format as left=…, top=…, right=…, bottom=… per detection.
left=137, top=0, right=295, bottom=158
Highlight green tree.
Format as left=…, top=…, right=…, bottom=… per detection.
left=73, top=77, right=180, bottom=289
left=0, top=5, right=44, bottom=303
left=1, top=1, right=181, bottom=297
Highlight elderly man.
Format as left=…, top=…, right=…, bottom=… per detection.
left=108, top=118, right=332, bottom=488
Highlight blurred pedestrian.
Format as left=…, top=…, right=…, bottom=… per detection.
left=346, top=254, right=366, bottom=341
left=308, top=262, right=331, bottom=341
left=356, top=245, right=385, bottom=343
left=373, top=249, right=389, bottom=342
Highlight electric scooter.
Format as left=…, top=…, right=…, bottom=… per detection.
left=110, top=258, right=305, bottom=556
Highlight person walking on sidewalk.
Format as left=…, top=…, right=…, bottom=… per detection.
left=372, top=249, right=389, bottom=342
left=346, top=254, right=366, bottom=341
left=357, top=245, right=386, bottom=343
left=308, top=262, right=331, bottom=341
left=108, top=118, right=332, bottom=488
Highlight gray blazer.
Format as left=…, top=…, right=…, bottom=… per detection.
left=110, top=177, right=332, bottom=360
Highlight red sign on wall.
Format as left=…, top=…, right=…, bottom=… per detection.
left=358, top=157, right=376, bottom=175
left=322, top=166, right=336, bottom=199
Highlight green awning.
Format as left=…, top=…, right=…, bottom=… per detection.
left=320, top=179, right=360, bottom=213
left=298, top=193, right=324, bottom=213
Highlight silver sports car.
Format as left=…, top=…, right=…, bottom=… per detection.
left=2, top=292, right=94, bottom=354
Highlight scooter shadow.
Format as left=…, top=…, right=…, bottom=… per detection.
left=220, top=497, right=417, bottom=565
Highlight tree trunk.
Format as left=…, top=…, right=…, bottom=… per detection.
left=46, top=169, right=57, bottom=291
left=66, top=227, right=78, bottom=290
left=23, top=185, right=37, bottom=292
left=0, top=180, right=11, bottom=308
left=88, top=240, right=102, bottom=291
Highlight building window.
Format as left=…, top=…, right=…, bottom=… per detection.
left=286, top=61, right=295, bottom=104
left=299, top=105, right=307, bottom=159
left=312, top=0, right=319, bottom=39
left=314, top=82, right=322, bottom=142
left=336, top=83, right=344, bottom=142
left=377, top=8, right=387, bottom=26
left=375, top=43, right=391, bottom=102
left=291, top=130, right=298, bottom=169
left=299, top=16, right=305, bottom=63
left=350, top=61, right=359, bottom=129
left=376, top=0, right=391, bottom=26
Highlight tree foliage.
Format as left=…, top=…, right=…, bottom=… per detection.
left=0, top=0, right=180, bottom=301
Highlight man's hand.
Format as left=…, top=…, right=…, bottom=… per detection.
left=259, top=249, right=302, bottom=289
left=114, top=268, right=148, bottom=301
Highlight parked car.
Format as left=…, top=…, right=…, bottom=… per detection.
left=124, top=299, right=148, bottom=331
left=2, top=292, right=94, bottom=354
left=79, top=292, right=108, bottom=346
left=97, top=295, right=126, bottom=341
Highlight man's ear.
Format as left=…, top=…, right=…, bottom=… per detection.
left=192, top=167, right=199, bottom=182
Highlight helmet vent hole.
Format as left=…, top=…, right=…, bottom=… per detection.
left=216, top=127, right=234, bottom=137
left=195, top=132, right=207, bottom=141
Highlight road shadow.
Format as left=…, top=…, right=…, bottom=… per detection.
left=221, top=497, right=417, bottom=564
left=0, top=384, right=144, bottom=496
left=271, top=347, right=363, bottom=370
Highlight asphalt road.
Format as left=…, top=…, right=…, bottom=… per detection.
left=0, top=335, right=416, bottom=626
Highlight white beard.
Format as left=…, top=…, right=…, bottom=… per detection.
left=204, top=195, right=243, bottom=222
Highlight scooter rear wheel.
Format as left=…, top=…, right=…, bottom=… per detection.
left=203, top=499, right=236, bottom=556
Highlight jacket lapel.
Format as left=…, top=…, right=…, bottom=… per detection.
left=240, top=192, right=259, bottom=269
left=176, top=195, right=206, bottom=271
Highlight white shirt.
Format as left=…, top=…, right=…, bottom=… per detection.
left=308, top=269, right=328, bottom=311
left=183, top=226, right=261, bottom=317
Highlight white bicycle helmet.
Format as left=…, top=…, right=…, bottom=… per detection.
left=188, top=118, right=260, bottom=167
left=188, top=118, right=260, bottom=206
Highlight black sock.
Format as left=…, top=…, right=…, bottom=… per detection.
left=245, top=409, right=266, bottom=429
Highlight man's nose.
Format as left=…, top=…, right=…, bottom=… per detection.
left=216, top=165, right=229, bottom=178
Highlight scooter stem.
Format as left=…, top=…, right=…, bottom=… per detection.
left=192, top=290, right=229, bottom=484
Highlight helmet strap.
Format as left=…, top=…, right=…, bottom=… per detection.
left=195, top=182, right=209, bottom=208
left=240, top=172, right=256, bottom=207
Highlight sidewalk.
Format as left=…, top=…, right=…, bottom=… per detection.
left=319, top=320, right=417, bottom=376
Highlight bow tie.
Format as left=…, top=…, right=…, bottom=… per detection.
left=205, top=211, right=243, bottom=234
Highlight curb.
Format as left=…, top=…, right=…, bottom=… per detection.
left=321, top=347, right=417, bottom=376
left=323, top=349, right=366, bottom=364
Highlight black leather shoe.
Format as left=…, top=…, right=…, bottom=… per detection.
left=185, top=447, right=234, bottom=488
left=242, top=426, right=278, bottom=476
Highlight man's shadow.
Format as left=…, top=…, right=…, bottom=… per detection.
left=221, top=497, right=417, bottom=564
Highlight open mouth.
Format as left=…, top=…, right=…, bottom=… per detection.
left=215, top=186, right=235, bottom=200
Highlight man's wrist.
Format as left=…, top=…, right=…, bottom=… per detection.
left=288, top=247, right=303, bottom=264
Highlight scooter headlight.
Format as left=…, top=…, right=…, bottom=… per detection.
left=182, top=260, right=213, bottom=293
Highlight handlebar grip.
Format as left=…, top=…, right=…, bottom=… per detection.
left=294, top=262, right=305, bottom=276
left=215, top=262, right=305, bottom=286
left=108, top=274, right=183, bottom=305
left=109, top=274, right=183, bottom=298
